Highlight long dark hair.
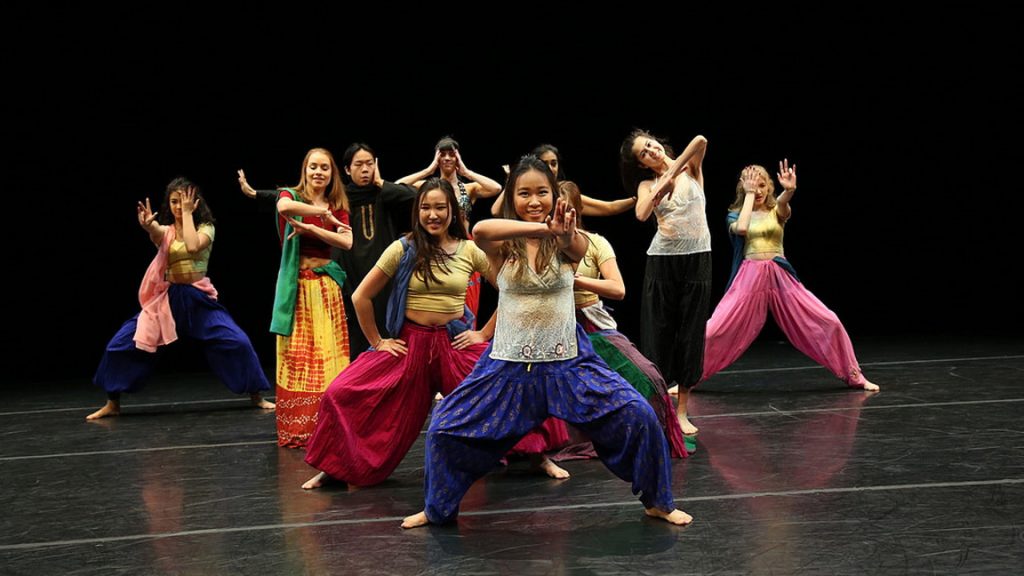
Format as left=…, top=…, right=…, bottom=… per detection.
left=618, top=128, right=674, bottom=194
left=497, top=155, right=560, bottom=281
left=157, top=176, right=215, bottom=226
left=405, top=178, right=468, bottom=288
left=531, top=143, right=566, bottom=182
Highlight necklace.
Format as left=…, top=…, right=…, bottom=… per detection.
left=359, top=204, right=375, bottom=240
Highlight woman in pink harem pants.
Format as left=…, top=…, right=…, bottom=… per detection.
left=702, top=161, right=879, bottom=392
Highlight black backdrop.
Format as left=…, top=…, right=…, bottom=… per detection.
left=8, top=5, right=1018, bottom=383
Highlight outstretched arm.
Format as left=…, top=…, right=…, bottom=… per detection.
left=136, top=198, right=167, bottom=246
left=775, top=158, right=796, bottom=221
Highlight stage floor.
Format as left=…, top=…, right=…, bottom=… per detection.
left=3, top=335, right=1022, bottom=574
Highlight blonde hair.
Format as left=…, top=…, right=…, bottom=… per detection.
left=293, top=147, right=350, bottom=212
left=729, top=164, right=776, bottom=211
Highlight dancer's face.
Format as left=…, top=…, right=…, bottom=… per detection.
left=632, top=136, right=666, bottom=169
left=418, top=188, right=452, bottom=237
left=168, top=190, right=184, bottom=221
left=438, top=149, right=457, bottom=175
left=305, top=152, right=332, bottom=192
left=513, top=168, right=553, bottom=223
left=750, top=168, right=770, bottom=208
left=538, top=151, right=560, bottom=179
left=346, top=150, right=376, bottom=187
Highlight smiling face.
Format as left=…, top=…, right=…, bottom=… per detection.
left=438, top=149, right=457, bottom=175
left=632, top=136, right=667, bottom=170
left=305, top=151, right=332, bottom=192
left=418, top=187, right=452, bottom=238
left=513, top=168, right=554, bottom=222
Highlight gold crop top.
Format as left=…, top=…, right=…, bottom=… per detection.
left=743, top=207, right=786, bottom=258
left=166, top=224, right=215, bottom=284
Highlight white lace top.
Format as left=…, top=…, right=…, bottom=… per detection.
left=646, top=172, right=712, bottom=256
left=489, top=253, right=578, bottom=362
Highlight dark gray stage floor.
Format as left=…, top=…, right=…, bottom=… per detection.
left=2, top=335, right=1022, bottom=575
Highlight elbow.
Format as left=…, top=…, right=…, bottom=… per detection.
left=694, top=135, right=708, bottom=147
left=471, top=221, right=491, bottom=240
left=609, top=286, right=626, bottom=301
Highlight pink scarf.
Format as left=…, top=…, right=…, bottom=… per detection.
left=133, top=227, right=217, bottom=352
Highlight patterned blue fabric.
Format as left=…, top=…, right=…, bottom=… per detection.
left=423, top=324, right=675, bottom=523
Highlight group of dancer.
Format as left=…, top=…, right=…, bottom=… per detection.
left=88, top=131, right=879, bottom=528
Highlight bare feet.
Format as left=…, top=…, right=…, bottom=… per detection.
left=677, top=415, right=699, bottom=436
left=401, top=511, right=430, bottom=529
left=676, top=388, right=699, bottom=436
left=667, top=385, right=679, bottom=396
left=532, top=455, right=570, bottom=479
left=302, top=471, right=328, bottom=490
left=86, top=400, right=120, bottom=421
left=250, top=394, right=276, bottom=410
left=645, top=507, right=693, bottom=525
left=861, top=380, right=880, bottom=392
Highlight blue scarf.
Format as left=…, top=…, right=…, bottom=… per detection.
left=384, top=237, right=475, bottom=342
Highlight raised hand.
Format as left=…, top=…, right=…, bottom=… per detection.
left=237, top=169, right=256, bottom=198
left=137, top=198, right=158, bottom=228
left=373, top=158, right=384, bottom=188
left=454, top=150, right=470, bottom=176
left=180, top=185, right=200, bottom=214
left=777, top=158, right=797, bottom=191
left=740, top=166, right=760, bottom=194
left=546, top=198, right=577, bottom=243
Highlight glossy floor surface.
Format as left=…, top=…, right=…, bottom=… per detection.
left=3, top=335, right=1022, bottom=575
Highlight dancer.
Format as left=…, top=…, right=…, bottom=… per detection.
left=270, top=148, right=353, bottom=448
left=492, top=144, right=637, bottom=217
left=397, top=136, right=503, bottom=323
left=620, top=131, right=710, bottom=436
left=402, top=156, right=691, bottom=528
left=701, top=161, right=879, bottom=391
left=560, top=184, right=690, bottom=457
left=239, top=143, right=417, bottom=355
left=88, top=177, right=273, bottom=420
left=302, top=178, right=496, bottom=488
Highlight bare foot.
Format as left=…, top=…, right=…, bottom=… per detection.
left=534, top=456, right=570, bottom=479
left=667, top=385, right=679, bottom=396
left=86, top=400, right=120, bottom=421
left=645, top=507, right=693, bottom=525
left=676, top=388, right=699, bottom=436
left=250, top=394, right=276, bottom=410
left=861, top=380, right=880, bottom=392
left=434, top=392, right=443, bottom=401
left=677, top=414, right=699, bottom=436
left=401, top=511, right=430, bottom=529
left=302, top=471, right=328, bottom=490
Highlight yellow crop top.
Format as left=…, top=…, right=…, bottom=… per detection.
left=743, top=207, right=786, bottom=258
left=376, top=239, right=490, bottom=314
left=166, top=224, right=215, bottom=283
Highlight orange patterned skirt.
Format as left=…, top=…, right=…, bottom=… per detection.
left=276, top=270, right=350, bottom=448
